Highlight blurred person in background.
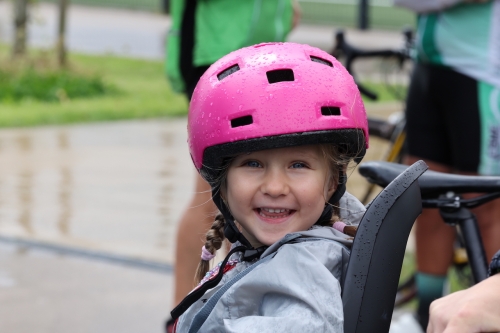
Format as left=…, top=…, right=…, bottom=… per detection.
left=164, top=0, right=300, bottom=331
left=394, top=0, right=500, bottom=329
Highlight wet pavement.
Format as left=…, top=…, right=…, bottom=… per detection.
left=0, top=118, right=198, bottom=265
left=0, top=242, right=172, bottom=333
left=0, top=119, right=194, bottom=332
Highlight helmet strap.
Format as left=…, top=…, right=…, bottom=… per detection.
left=317, top=171, right=346, bottom=224
left=330, top=172, right=347, bottom=206
left=211, top=188, right=253, bottom=248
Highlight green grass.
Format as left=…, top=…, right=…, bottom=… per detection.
left=0, top=47, right=188, bottom=127
left=298, top=2, right=416, bottom=30
left=448, top=264, right=473, bottom=293
left=0, top=68, right=114, bottom=102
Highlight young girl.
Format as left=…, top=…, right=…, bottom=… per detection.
left=171, top=42, right=368, bottom=332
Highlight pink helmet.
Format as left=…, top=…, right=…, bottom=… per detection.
left=188, top=42, right=368, bottom=182
left=187, top=42, right=369, bottom=247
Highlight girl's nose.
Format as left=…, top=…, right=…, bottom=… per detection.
left=260, top=169, right=289, bottom=197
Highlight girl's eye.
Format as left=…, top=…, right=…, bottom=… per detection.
left=245, top=160, right=261, bottom=168
left=291, top=162, right=307, bottom=169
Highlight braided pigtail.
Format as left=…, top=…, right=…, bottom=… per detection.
left=195, top=213, right=226, bottom=284
left=323, top=205, right=357, bottom=237
left=343, top=225, right=357, bottom=237
left=330, top=201, right=358, bottom=237
left=332, top=220, right=358, bottom=237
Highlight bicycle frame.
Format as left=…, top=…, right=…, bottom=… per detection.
left=424, top=192, right=500, bottom=283
left=440, top=206, right=488, bottom=282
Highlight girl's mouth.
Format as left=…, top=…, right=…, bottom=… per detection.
left=255, top=208, right=295, bottom=221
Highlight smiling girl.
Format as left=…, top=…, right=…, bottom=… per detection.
left=171, top=42, right=368, bottom=333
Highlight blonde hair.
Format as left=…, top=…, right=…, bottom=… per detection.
left=195, top=143, right=354, bottom=283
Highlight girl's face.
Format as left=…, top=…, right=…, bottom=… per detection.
left=225, top=145, right=336, bottom=248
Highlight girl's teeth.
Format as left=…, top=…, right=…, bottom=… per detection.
left=263, top=208, right=288, bottom=213
left=259, top=208, right=291, bottom=218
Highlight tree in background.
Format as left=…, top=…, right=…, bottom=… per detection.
left=56, top=0, right=68, bottom=67
left=11, top=0, right=68, bottom=66
left=12, top=0, right=29, bottom=57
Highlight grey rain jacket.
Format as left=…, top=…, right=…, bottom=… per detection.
left=175, top=192, right=366, bottom=333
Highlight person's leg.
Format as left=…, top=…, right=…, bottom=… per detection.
left=467, top=81, right=500, bottom=261
left=410, top=157, right=456, bottom=275
left=174, top=64, right=213, bottom=305
left=473, top=198, right=500, bottom=261
left=406, top=157, right=456, bottom=328
left=409, top=66, right=500, bottom=329
left=404, top=63, right=456, bottom=328
left=174, top=172, right=216, bottom=305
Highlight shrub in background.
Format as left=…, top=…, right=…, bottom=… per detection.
left=0, top=68, right=117, bottom=103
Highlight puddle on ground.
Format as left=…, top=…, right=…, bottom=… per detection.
left=0, top=119, right=198, bottom=264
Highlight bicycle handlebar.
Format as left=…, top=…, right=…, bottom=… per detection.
left=331, top=29, right=413, bottom=101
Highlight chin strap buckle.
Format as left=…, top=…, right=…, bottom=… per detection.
left=242, top=246, right=267, bottom=261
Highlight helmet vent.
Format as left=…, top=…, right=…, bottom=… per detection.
left=231, top=115, right=253, bottom=128
left=321, top=106, right=341, bottom=116
left=266, top=69, right=294, bottom=84
left=218, top=64, right=240, bottom=81
left=311, top=56, right=333, bottom=67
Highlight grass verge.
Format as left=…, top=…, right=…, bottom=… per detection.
left=0, top=46, right=188, bottom=127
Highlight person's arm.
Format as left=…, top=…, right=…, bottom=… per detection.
left=393, top=0, right=490, bottom=13
left=427, top=274, right=500, bottom=333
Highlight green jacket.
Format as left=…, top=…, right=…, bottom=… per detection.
left=415, top=1, right=500, bottom=88
left=166, top=0, right=294, bottom=93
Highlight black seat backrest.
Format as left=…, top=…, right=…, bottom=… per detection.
left=342, top=160, right=427, bottom=333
